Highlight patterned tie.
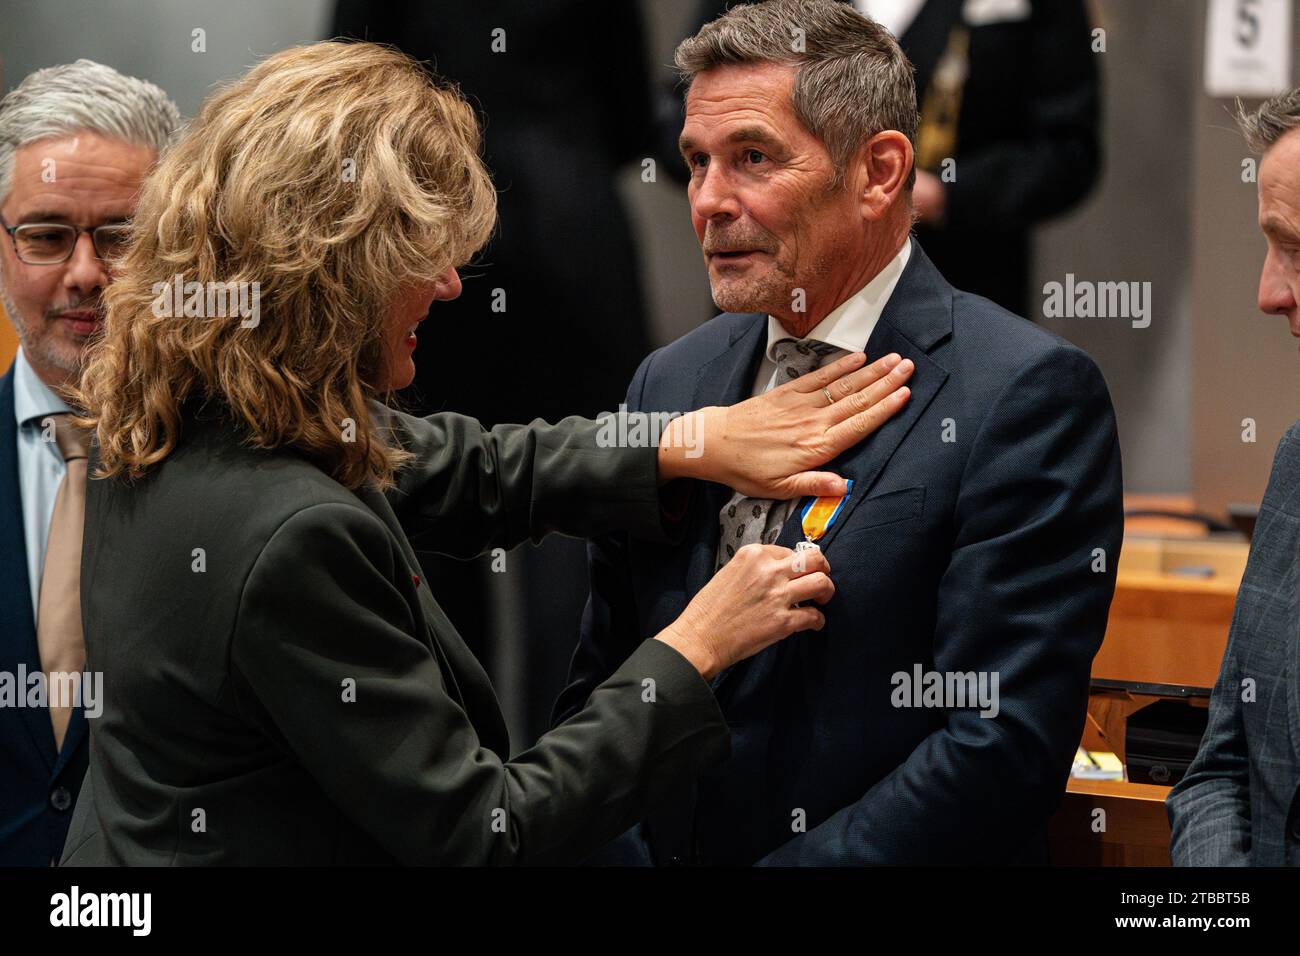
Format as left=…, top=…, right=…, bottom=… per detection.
left=716, top=338, right=838, bottom=570
left=36, top=413, right=90, bottom=753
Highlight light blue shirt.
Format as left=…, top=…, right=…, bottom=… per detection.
left=12, top=347, right=71, bottom=620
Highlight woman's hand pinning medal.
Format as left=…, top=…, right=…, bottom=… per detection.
left=658, top=350, right=914, bottom=500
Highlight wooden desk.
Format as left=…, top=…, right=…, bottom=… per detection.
left=1094, top=537, right=1246, bottom=691
left=1048, top=510, right=1249, bottom=866
left=1051, top=778, right=1173, bottom=866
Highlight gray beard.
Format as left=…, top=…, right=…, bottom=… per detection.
left=0, top=285, right=84, bottom=376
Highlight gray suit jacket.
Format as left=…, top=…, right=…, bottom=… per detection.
left=1167, top=422, right=1300, bottom=865
left=60, top=401, right=728, bottom=865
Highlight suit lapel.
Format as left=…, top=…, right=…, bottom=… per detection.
left=353, top=484, right=468, bottom=702
left=355, top=481, right=513, bottom=755
left=773, top=330, right=949, bottom=556
left=772, top=240, right=952, bottom=556
left=643, top=319, right=766, bottom=859
left=0, top=367, right=58, bottom=771
left=682, top=316, right=769, bottom=603
left=54, top=708, right=87, bottom=773
left=720, top=241, right=954, bottom=699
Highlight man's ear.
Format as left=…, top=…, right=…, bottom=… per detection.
left=856, top=131, right=913, bottom=222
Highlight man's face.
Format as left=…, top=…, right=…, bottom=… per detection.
left=0, top=131, right=155, bottom=387
left=679, top=62, right=865, bottom=332
left=1256, top=126, right=1300, bottom=343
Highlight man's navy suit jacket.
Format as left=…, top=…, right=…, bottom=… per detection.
left=554, top=241, right=1124, bottom=865
left=0, top=363, right=89, bottom=865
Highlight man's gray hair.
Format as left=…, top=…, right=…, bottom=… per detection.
left=1236, top=87, right=1300, bottom=154
left=674, top=0, right=917, bottom=189
left=1237, top=89, right=1300, bottom=156
left=0, top=58, right=180, bottom=202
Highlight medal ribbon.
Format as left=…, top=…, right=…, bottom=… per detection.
left=799, top=479, right=854, bottom=542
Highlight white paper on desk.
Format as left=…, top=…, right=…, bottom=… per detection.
left=1071, top=748, right=1125, bottom=781
left=1205, top=0, right=1293, bottom=98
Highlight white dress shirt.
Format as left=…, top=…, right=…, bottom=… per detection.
left=12, top=347, right=72, bottom=619
left=750, top=239, right=911, bottom=398
left=745, top=239, right=911, bottom=529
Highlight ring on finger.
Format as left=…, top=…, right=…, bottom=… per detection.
left=822, top=386, right=834, bottom=406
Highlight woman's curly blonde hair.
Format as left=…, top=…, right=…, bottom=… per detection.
left=73, top=40, right=496, bottom=490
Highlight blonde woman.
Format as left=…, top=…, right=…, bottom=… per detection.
left=60, top=42, right=912, bottom=865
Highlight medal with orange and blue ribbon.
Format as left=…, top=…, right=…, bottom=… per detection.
left=799, top=479, right=854, bottom=544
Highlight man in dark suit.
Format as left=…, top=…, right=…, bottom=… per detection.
left=0, top=60, right=178, bottom=865
left=555, top=0, right=1123, bottom=865
left=1167, top=89, right=1300, bottom=866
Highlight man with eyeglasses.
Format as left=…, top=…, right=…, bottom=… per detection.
left=0, top=59, right=179, bottom=865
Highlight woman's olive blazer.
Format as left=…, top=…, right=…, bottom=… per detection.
left=59, top=403, right=727, bottom=865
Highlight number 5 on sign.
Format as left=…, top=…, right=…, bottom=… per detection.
left=1204, top=0, right=1293, bottom=97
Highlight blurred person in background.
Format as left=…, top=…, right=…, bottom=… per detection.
left=331, top=0, right=660, bottom=745
left=864, top=0, right=1101, bottom=316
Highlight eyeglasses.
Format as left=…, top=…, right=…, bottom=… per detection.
left=0, top=215, right=131, bottom=265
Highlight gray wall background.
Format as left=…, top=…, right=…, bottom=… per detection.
left=1033, top=0, right=1196, bottom=494
left=2, top=0, right=1293, bottom=507
left=0, top=0, right=334, bottom=117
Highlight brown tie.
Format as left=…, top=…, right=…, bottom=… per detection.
left=35, top=413, right=90, bottom=753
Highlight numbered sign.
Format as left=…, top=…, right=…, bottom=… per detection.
left=1205, top=0, right=1293, bottom=97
